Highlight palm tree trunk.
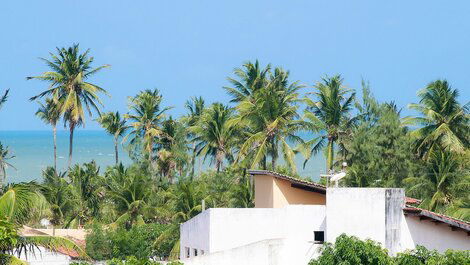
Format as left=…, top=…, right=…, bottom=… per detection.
left=68, top=123, right=75, bottom=169
left=271, top=138, right=277, bottom=170
left=190, top=143, right=196, bottom=179
left=327, top=140, right=334, bottom=171
left=216, top=150, right=222, bottom=172
left=114, top=136, right=119, bottom=164
left=53, top=124, right=57, bottom=172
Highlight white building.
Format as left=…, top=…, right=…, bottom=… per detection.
left=180, top=170, right=470, bottom=265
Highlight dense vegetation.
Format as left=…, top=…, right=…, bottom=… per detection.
left=0, top=44, right=468, bottom=263
left=309, top=234, right=469, bottom=265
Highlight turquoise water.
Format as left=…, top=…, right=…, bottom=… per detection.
left=0, top=130, right=132, bottom=183
left=0, top=130, right=325, bottom=183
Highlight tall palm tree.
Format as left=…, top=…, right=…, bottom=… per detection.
left=224, top=60, right=271, bottom=103
left=28, top=44, right=110, bottom=168
left=183, top=96, right=205, bottom=178
left=405, top=80, right=469, bottom=160
left=302, top=75, right=355, bottom=171
left=0, top=143, right=15, bottom=188
left=156, top=118, right=189, bottom=180
left=125, top=89, right=171, bottom=160
left=97, top=111, right=128, bottom=164
left=190, top=103, right=238, bottom=172
left=35, top=99, right=61, bottom=171
left=0, top=89, right=9, bottom=110
left=235, top=67, right=304, bottom=171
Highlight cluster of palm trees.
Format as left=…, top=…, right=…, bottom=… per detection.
left=28, top=44, right=110, bottom=170
left=0, top=44, right=468, bottom=262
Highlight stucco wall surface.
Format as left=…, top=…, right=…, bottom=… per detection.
left=326, top=188, right=389, bottom=244
left=254, top=174, right=325, bottom=208
left=400, top=215, right=470, bottom=253
left=182, top=238, right=321, bottom=265
left=181, top=205, right=326, bottom=260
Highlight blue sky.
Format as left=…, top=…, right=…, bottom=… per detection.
left=0, top=1, right=469, bottom=130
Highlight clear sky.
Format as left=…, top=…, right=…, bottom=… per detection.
left=0, top=1, right=469, bottom=130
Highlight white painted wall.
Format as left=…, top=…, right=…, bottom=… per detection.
left=182, top=238, right=321, bottom=265
left=180, top=209, right=211, bottom=258
left=15, top=246, right=72, bottom=265
left=400, top=215, right=470, bottom=253
left=326, top=188, right=389, bottom=245
left=181, top=187, right=470, bottom=265
left=180, top=205, right=326, bottom=262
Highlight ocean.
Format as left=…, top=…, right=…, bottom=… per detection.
left=0, top=130, right=325, bottom=183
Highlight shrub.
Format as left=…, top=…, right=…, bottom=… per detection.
left=309, top=234, right=470, bottom=265
left=86, top=223, right=173, bottom=261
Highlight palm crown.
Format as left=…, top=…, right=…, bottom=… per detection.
left=302, top=75, right=355, bottom=171
left=406, top=80, right=469, bottom=160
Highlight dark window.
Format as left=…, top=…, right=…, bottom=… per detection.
left=314, top=231, right=324, bottom=243
left=194, top=249, right=198, bottom=257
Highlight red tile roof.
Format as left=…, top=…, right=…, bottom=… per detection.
left=248, top=170, right=326, bottom=194
left=405, top=197, right=421, bottom=205
left=403, top=206, right=470, bottom=232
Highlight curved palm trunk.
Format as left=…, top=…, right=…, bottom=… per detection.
left=327, top=140, right=334, bottom=171
left=53, top=124, right=57, bottom=171
left=114, top=136, right=119, bottom=165
left=68, top=123, right=75, bottom=169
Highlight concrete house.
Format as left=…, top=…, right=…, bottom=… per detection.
left=180, top=170, right=470, bottom=265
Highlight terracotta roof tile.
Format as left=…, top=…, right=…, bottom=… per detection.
left=404, top=206, right=470, bottom=232
left=248, top=170, right=326, bottom=193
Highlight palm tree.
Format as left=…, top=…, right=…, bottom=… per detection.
left=125, top=89, right=171, bottom=160
left=183, top=97, right=205, bottom=178
left=97, top=111, right=128, bottom=164
left=103, top=165, right=160, bottom=229
left=234, top=67, right=304, bottom=171
left=0, top=143, right=16, bottom=188
left=35, top=99, right=61, bottom=171
left=405, top=149, right=467, bottom=213
left=156, top=118, right=189, bottom=180
left=0, top=89, right=9, bottom=110
left=41, top=168, right=76, bottom=231
left=302, top=75, right=355, bottom=171
left=28, top=44, right=110, bottom=168
left=224, top=60, right=270, bottom=103
left=190, top=103, right=238, bottom=172
left=405, top=80, right=469, bottom=160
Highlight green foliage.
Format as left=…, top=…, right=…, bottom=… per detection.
left=302, top=74, right=355, bottom=171
left=309, top=234, right=392, bottom=265
left=86, top=223, right=173, bottom=261
left=310, top=234, right=470, bottom=265
left=344, top=99, right=420, bottom=187
left=0, top=218, right=18, bottom=252
left=394, top=246, right=470, bottom=265
left=106, top=256, right=164, bottom=265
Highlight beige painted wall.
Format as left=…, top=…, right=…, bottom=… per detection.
left=254, top=174, right=326, bottom=208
